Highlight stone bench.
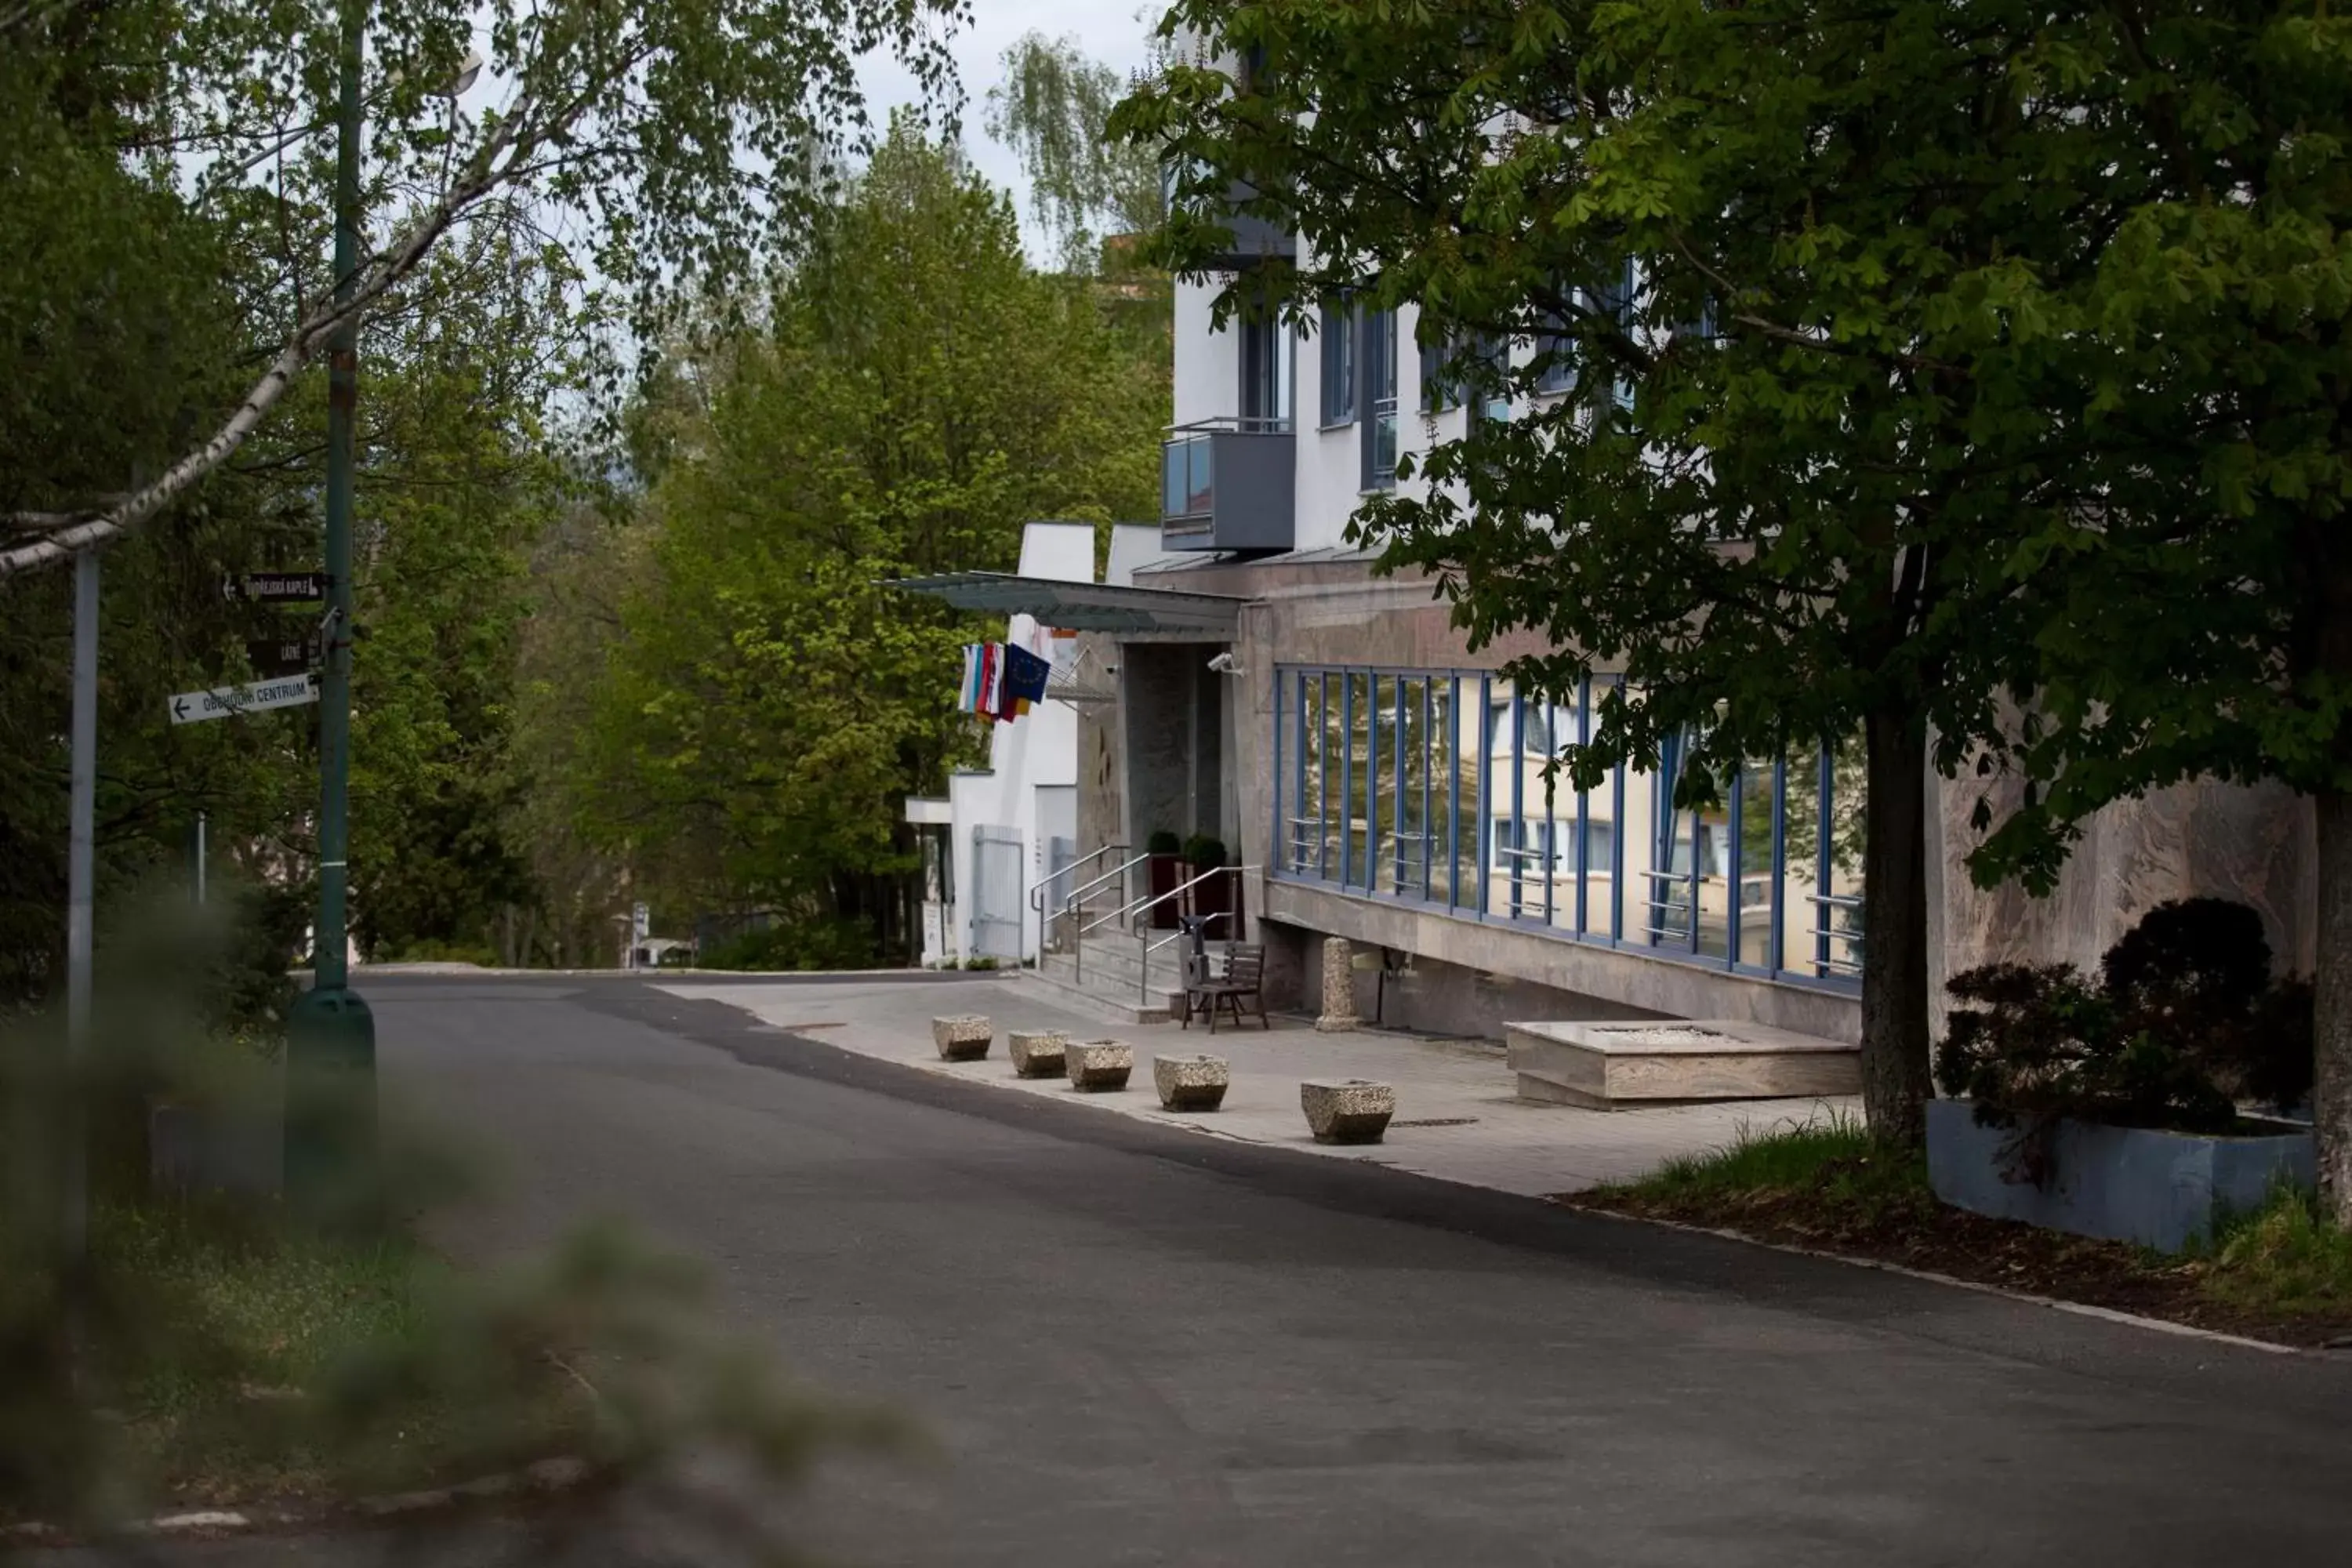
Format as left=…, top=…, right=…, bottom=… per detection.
left=1007, top=1029, right=1069, bottom=1079
left=1065, top=1040, right=1134, bottom=1092
left=931, top=1014, right=993, bottom=1062
left=1301, top=1080, right=1395, bottom=1145
left=1506, top=1018, right=1858, bottom=1109
left=1152, top=1054, right=1229, bottom=1112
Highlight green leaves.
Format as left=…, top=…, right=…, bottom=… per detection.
left=985, top=31, right=1166, bottom=274
left=550, top=128, right=1165, bottom=936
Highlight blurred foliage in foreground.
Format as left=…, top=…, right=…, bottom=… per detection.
left=1, top=895, right=907, bottom=1553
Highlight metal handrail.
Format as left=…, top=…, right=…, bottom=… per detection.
left=1031, top=843, right=1134, bottom=916
left=1080, top=861, right=1235, bottom=940
left=1064, top=862, right=1258, bottom=1003
left=1039, top=846, right=1144, bottom=982
left=1165, top=414, right=1294, bottom=436
left=1145, top=910, right=1231, bottom=960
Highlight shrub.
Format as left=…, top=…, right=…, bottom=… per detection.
left=698, top=917, right=877, bottom=972
left=1145, top=829, right=1182, bottom=855
left=1934, top=898, right=2312, bottom=1135
left=1181, top=834, right=1226, bottom=869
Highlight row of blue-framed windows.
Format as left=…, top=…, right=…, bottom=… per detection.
left=1316, top=299, right=1399, bottom=489
left=1421, top=332, right=1511, bottom=423
left=1276, top=666, right=1865, bottom=987
left=1526, top=263, right=1641, bottom=406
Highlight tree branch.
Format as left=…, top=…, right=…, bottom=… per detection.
left=1, top=105, right=536, bottom=579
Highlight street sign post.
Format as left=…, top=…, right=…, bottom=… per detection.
left=223, top=571, right=326, bottom=604
left=168, top=673, right=319, bottom=725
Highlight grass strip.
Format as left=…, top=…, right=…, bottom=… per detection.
left=1566, top=1111, right=2352, bottom=1346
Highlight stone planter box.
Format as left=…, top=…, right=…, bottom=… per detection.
left=1007, top=1029, right=1069, bottom=1079
left=1152, top=1054, right=1229, bottom=1112
left=1065, top=1040, right=1134, bottom=1092
left=931, top=1015, right=993, bottom=1062
left=1925, top=1097, right=2316, bottom=1254
left=1506, top=1018, right=1858, bottom=1109
left=1301, top=1079, right=1395, bottom=1145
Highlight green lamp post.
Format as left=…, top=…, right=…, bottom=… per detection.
left=283, top=0, right=376, bottom=1221
left=281, top=5, right=480, bottom=1218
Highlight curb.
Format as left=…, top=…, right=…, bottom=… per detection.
left=0, top=1455, right=599, bottom=1548
left=1554, top=1201, right=2306, bottom=1356
left=677, top=992, right=2325, bottom=1359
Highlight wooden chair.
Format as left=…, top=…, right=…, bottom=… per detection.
left=1182, top=942, right=1268, bottom=1034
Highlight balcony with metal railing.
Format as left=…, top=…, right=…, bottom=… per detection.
left=1160, top=416, right=1296, bottom=554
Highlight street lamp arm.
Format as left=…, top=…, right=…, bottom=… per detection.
left=0, top=103, right=535, bottom=580
left=190, top=49, right=488, bottom=209
left=188, top=117, right=339, bottom=209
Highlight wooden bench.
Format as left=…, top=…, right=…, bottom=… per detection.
left=1181, top=942, right=1268, bottom=1034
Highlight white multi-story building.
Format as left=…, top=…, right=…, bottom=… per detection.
left=908, top=167, right=2311, bottom=1056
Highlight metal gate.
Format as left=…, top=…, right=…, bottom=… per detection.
left=1036, top=785, right=1078, bottom=920
left=971, top=825, right=1026, bottom=960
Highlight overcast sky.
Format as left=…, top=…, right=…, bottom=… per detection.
left=861, top=0, right=1157, bottom=262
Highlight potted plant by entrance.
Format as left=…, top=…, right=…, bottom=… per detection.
left=1927, top=898, right=2315, bottom=1254
left=1145, top=829, right=1183, bottom=930
left=1183, top=834, right=1230, bottom=932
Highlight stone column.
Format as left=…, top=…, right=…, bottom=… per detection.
left=1315, top=936, right=1361, bottom=1033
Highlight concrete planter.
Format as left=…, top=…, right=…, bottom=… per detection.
left=1065, top=1040, right=1134, bottom=1092
left=931, top=1015, right=993, bottom=1062
left=1007, top=1030, right=1069, bottom=1079
left=1301, top=1079, right=1395, bottom=1145
left=1152, top=1054, right=1230, bottom=1112
left=1925, top=1097, right=2315, bottom=1254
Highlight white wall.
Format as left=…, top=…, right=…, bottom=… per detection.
left=941, top=521, right=1094, bottom=963
left=1173, top=278, right=1235, bottom=429
left=1292, top=300, right=1446, bottom=552
left=1177, top=274, right=1537, bottom=556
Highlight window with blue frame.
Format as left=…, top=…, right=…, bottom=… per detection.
left=1535, top=299, right=1578, bottom=396
left=1420, top=332, right=1460, bottom=413
left=1274, top=665, right=1865, bottom=989
left=1360, top=307, right=1398, bottom=489
left=1422, top=331, right=1512, bottom=422
left=1319, top=298, right=1356, bottom=426
left=1588, top=260, right=1638, bottom=412
left=1472, top=333, right=1512, bottom=424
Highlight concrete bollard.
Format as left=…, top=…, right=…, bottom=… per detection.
left=1007, top=1029, right=1069, bottom=1079
left=931, top=1014, right=993, bottom=1062
left=1314, top=937, right=1361, bottom=1033
left=1065, top=1040, right=1134, bottom=1092
left=1152, top=1054, right=1230, bottom=1112
left=1301, top=1079, right=1396, bottom=1145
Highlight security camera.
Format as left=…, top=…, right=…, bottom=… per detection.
left=1207, top=652, right=1241, bottom=674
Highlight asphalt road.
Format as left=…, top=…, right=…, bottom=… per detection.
left=160, top=973, right=2352, bottom=1566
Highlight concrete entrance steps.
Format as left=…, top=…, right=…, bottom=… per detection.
left=1505, top=1018, right=1860, bottom=1109
left=1029, top=935, right=1189, bottom=1025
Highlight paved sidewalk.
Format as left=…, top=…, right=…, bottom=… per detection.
left=658, top=975, right=1852, bottom=1196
